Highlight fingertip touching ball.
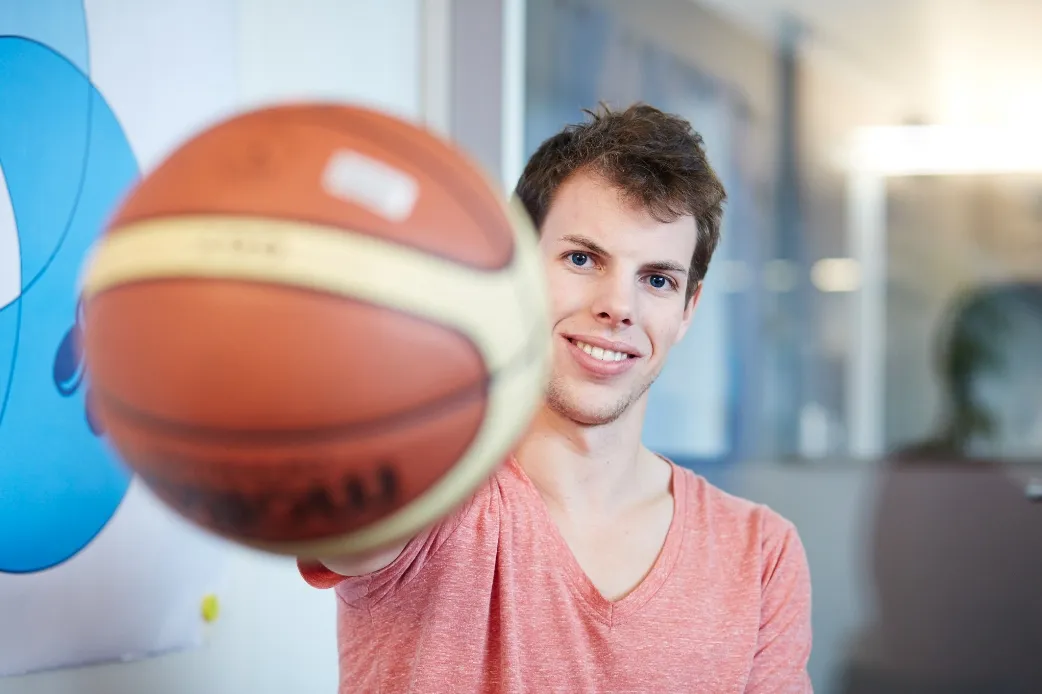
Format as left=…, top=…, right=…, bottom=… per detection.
left=79, top=103, right=551, bottom=559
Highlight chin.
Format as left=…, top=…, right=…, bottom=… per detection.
left=548, top=399, right=626, bottom=426
left=545, top=379, right=634, bottom=426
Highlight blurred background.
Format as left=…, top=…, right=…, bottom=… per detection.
left=2, top=0, right=1041, bottom=692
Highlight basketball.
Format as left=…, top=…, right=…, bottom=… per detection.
left=78, top=103, right=551, bottom=559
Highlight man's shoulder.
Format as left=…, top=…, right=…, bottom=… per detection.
left=672, top=463, right=800, bottom=547
left=671, top=463, right=811, bottom=608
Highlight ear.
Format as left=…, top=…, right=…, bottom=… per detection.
left=673, top=281, right=702, bottom=345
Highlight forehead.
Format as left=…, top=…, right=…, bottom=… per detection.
left=541, top=172, right=696, bottom=262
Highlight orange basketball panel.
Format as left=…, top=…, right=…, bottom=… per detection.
left=107, top=104, right=515, bottom=270
left=97, top=389, right=487, bottom=543
left=82, top=279, right=488, bottom=431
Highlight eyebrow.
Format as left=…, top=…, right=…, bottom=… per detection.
left=644, top=260, right=689, bottom=276
left=561, top=234, right=610, bottom=257
left=560, top=234, right=689, bottom=276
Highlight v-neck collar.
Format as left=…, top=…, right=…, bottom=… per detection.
left=507, top=456, right=688, bottom=627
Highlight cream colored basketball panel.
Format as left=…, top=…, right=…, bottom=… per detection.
left=80, top=213, right=545, bottom=372
left=502, top=195, right=552, bottom=351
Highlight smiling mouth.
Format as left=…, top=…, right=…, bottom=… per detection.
left=566, top=338, right=637, bottom=363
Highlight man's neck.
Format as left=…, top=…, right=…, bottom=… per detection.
left=513, top=397, right=668, bottom=515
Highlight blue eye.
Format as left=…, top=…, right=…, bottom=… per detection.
left=569, top=252, right=589, bottom=267
left=649, top=275, right=668, bottom=289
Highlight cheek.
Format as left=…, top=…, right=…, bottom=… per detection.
left=643, top=308, right=687, bottom=355
left=546, top=266, right=587, bottom=319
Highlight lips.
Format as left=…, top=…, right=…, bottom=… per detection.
left=570, top=338, right=631, bottom=363
left=563, top=334, right=643, bottom=357
left=561, top=335, right=641, bottom=377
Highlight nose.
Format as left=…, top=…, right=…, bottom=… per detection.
left=589, top=271, right=635, bottom=329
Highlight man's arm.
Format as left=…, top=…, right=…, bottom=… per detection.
left=296, top=537, right=415, bottom=589
left=745, top=518, right=814, bottom=693
left=297, top=472, right=498, bottom=590
left=316, top=540, right=410, bottom=577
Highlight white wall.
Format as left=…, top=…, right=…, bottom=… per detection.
left=0, top=1, right=422, bottom=692
left=234, top=0, right=421, bottom=121
left=0, top=548, right=342, bottom=694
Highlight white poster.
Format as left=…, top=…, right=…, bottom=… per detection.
left=0, top=0, right=239, bottom=676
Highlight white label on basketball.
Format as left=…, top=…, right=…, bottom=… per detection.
left=321, top=149, right=419, bottom=223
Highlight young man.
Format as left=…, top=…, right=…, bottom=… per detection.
left=299, top=104, right=813, bottom=693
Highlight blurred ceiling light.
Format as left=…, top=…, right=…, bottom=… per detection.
left=811, top=257, right=861, bottom=293
left=845, top=125, right=1042, bottom=176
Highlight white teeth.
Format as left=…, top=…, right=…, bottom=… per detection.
left=573, top=340, right=629, bottom=362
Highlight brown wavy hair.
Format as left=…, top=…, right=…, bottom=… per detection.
left=514, top=102, right=727, bottom=301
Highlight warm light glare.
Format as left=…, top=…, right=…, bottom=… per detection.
left=846, top=125, right=1042, bottom=175
left=811, top=257, right=861, bottom=293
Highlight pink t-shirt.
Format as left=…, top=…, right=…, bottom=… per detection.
left=299, top=458, right=813, bottom=693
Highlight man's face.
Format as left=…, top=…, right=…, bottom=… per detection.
left=537, top=172, right=700, bottom=426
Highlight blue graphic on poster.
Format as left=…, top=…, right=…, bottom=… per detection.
left=0, top=0, right=140, bottom=573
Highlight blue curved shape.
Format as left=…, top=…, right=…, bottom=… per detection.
left=0, top=37, right=92, bottom=293
left=0, top=0, right=90, bottom=76
left=0, top=302, right=17, bottom=430
left=0, top=34, right=139, bottom=573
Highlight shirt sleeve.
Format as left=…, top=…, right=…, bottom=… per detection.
left=295, top=474, right=497, bottom=605
left=745, top=514, right=814, bottom=693
left=298, top=557, right=349, bottom=589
